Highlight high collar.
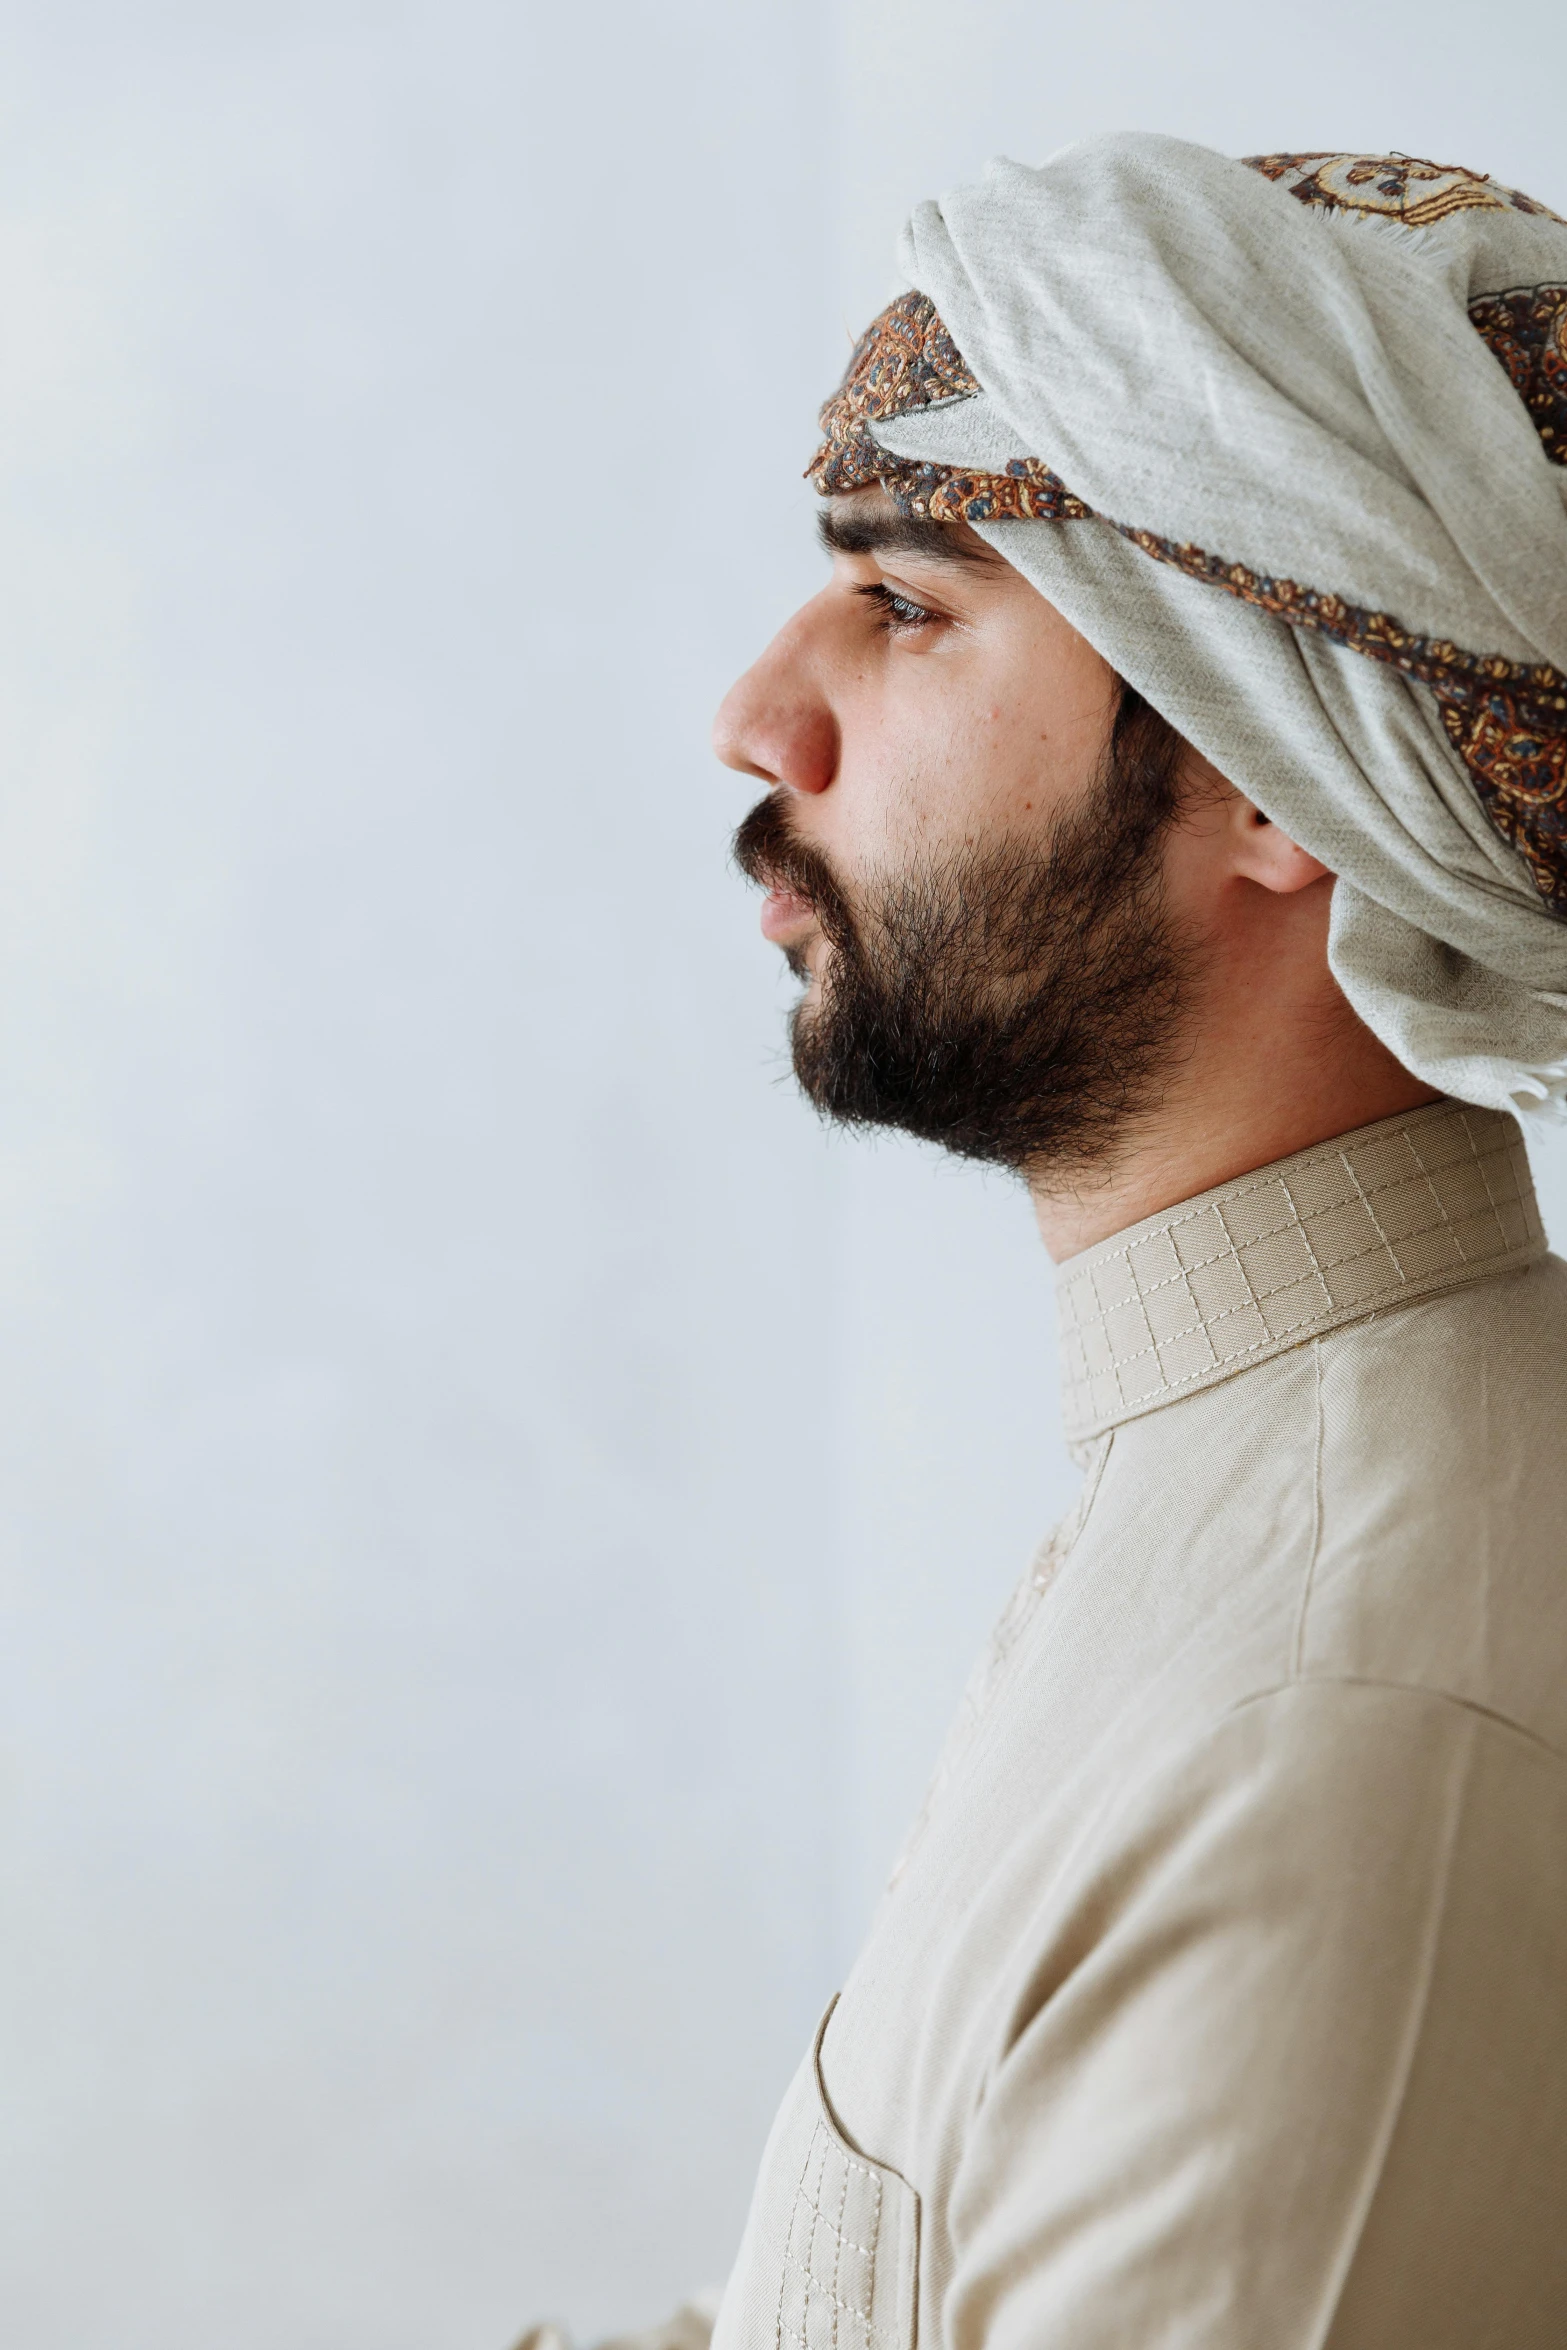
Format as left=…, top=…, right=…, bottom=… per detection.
left=1056, top=1100, right=1546, bottom=1443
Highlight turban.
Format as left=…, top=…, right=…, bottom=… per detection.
left=809, top=138, right=1567, bottom=1124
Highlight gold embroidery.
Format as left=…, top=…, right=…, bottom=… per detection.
left=1105, top=531, right=1567, bottom=916
left=808, top=292, right=1091, bottom=517
left=808, top=288, right=979, bottom=503
left=1469, top=283, right=1567, bottom=466
left=1244, top=151, right=1564, bottom=226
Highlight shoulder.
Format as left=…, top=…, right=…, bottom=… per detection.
left=1040, top=1677, right=1567, bottom=2008
left=951, top=1674, right=1567, bottom=2349
left=1319, top=1250, right=1567, bottom=1434
left=1304, top=1256, right=1567, bottom=1749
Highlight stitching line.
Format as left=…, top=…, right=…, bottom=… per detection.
left=830, top=2138, right=848, bottom=2350
left=1082, top=1245, right=1157, bottom=1417
left=1212, top=1192, right=1270, bottom=1353
left=1277, top=1170, right=1330, bottom=1297
left=1446, top=1108, right=1511, bottom=1258
left=1441, top=1127, right=1488, bottom=1253
left=1055, top=1110, right=1542, bottom=1432
left=1060, top=1156, right=1523, bottom=1374
left=1079, top=1114, right=1513, bottom=1246
left=1064, top=1220, right=1420, bottom=1382
left=1063, top=1250, right=1539, bottom=1427
left=1060, top=1158, right=1512, bottom=1320
left=1401, top=1122, right=1473, bottom=1264
left=776, top=2126, right=819, bottom=2350
left=1060, top=1153, right=1512, bottom=1326
left=781, top=2132, right=884, bottom=2350
left=1060, top=1133, right=1516, bottom=1296
left=791, top=2185, right=875, bottom=2261
left=779, top=2253, right=879, bottom=2329
left=859, top=2165, right=883, bottom=2346
left=1335, top=1143, right=1409, bottom=1272
left=1163, top=1215, right=1221, bottom=1392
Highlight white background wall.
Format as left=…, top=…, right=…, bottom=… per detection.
left=0, top=6, right=1563, bottom=2346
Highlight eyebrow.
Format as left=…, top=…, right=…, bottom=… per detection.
left=815, top=498, right=1002, bottom=569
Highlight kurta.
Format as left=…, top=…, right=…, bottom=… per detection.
left=712, top=1098, right=1567, bottom=2350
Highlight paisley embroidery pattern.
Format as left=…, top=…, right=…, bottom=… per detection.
left=808, top=289, right=1093, bottom=521
left=1104, top=531, right=1567, bottom=915
left=806, top=184, right=1567, bottom=916
left=1243, top=151, right=1565, bottom=227
left=1468, top=283, right=1567, bottom=466
left=914, top=457, right=1090, bottom=525
left=1438, top=688, right=1567, bottom=908
left=808, top=288, right=977, bottom=498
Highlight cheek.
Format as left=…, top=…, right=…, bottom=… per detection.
left=830, top=622, right=1119, bottom=871
left=819, top=687, right=955, bottom=870
left=874, top=689, right=1089, bottom=855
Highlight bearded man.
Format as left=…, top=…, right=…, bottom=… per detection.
left=704, top=136, right=1567, bottom=2350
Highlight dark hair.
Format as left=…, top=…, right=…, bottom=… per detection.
left=1106, top=681, right=1192, bottom=829
left=734, top=667, right=1201, bottom=1173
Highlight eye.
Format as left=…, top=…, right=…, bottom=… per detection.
left=856, top=580, right=939, bottom=635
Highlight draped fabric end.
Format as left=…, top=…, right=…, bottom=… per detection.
left=1513, top=1058, right=1567, bottom=1124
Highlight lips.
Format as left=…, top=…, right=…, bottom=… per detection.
left=760, top=886, right=816, bottom=942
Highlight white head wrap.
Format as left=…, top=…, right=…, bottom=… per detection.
left=812, top=137, right=1567, bottom=1122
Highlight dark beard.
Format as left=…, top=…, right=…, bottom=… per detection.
left=732, top=691, right=1195, bottom=1177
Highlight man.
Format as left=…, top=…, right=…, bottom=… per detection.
left=704, top=137, right=1567, bottom=2349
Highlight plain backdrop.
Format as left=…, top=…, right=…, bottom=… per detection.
left=0, top=4, right=1563, bottom=2344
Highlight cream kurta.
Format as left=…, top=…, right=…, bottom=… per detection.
left=712, top=1099, right=1567, bottom=2350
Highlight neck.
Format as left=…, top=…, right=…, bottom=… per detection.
left=1028, top=920, right=1441, bottom=1263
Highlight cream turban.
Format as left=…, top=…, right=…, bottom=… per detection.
left=809, top=138, right=1567, bottom=1124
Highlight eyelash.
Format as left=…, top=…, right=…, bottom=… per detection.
left=856, top=581, right=939, bottom=634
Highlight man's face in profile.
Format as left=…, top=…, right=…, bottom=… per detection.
left=713, top=489, right=1200, bottom=1177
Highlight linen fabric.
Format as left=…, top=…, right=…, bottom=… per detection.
left=711, top=1099, right=1567, bottom=2350
left=829, top=138, right=1567, bottom=1121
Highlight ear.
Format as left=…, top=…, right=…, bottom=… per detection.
left=1227, top=798, right=1332, bottom=896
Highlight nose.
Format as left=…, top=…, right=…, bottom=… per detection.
left=711, top=607, right=839, bottom=795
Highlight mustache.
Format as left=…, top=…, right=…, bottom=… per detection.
left=731, top=792, right=858, bottom=947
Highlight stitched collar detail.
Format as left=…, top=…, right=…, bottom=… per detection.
left=1056, top=1101, right=1546, bottom=1440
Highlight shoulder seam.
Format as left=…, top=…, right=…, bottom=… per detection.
left=1223, top=1674, right=1567, bottom=1767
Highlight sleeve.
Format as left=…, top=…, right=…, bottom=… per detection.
left=945, top=1679, right=1567, bottom=2350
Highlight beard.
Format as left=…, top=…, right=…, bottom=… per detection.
left=731, top=692, right=1196, bottom=1179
